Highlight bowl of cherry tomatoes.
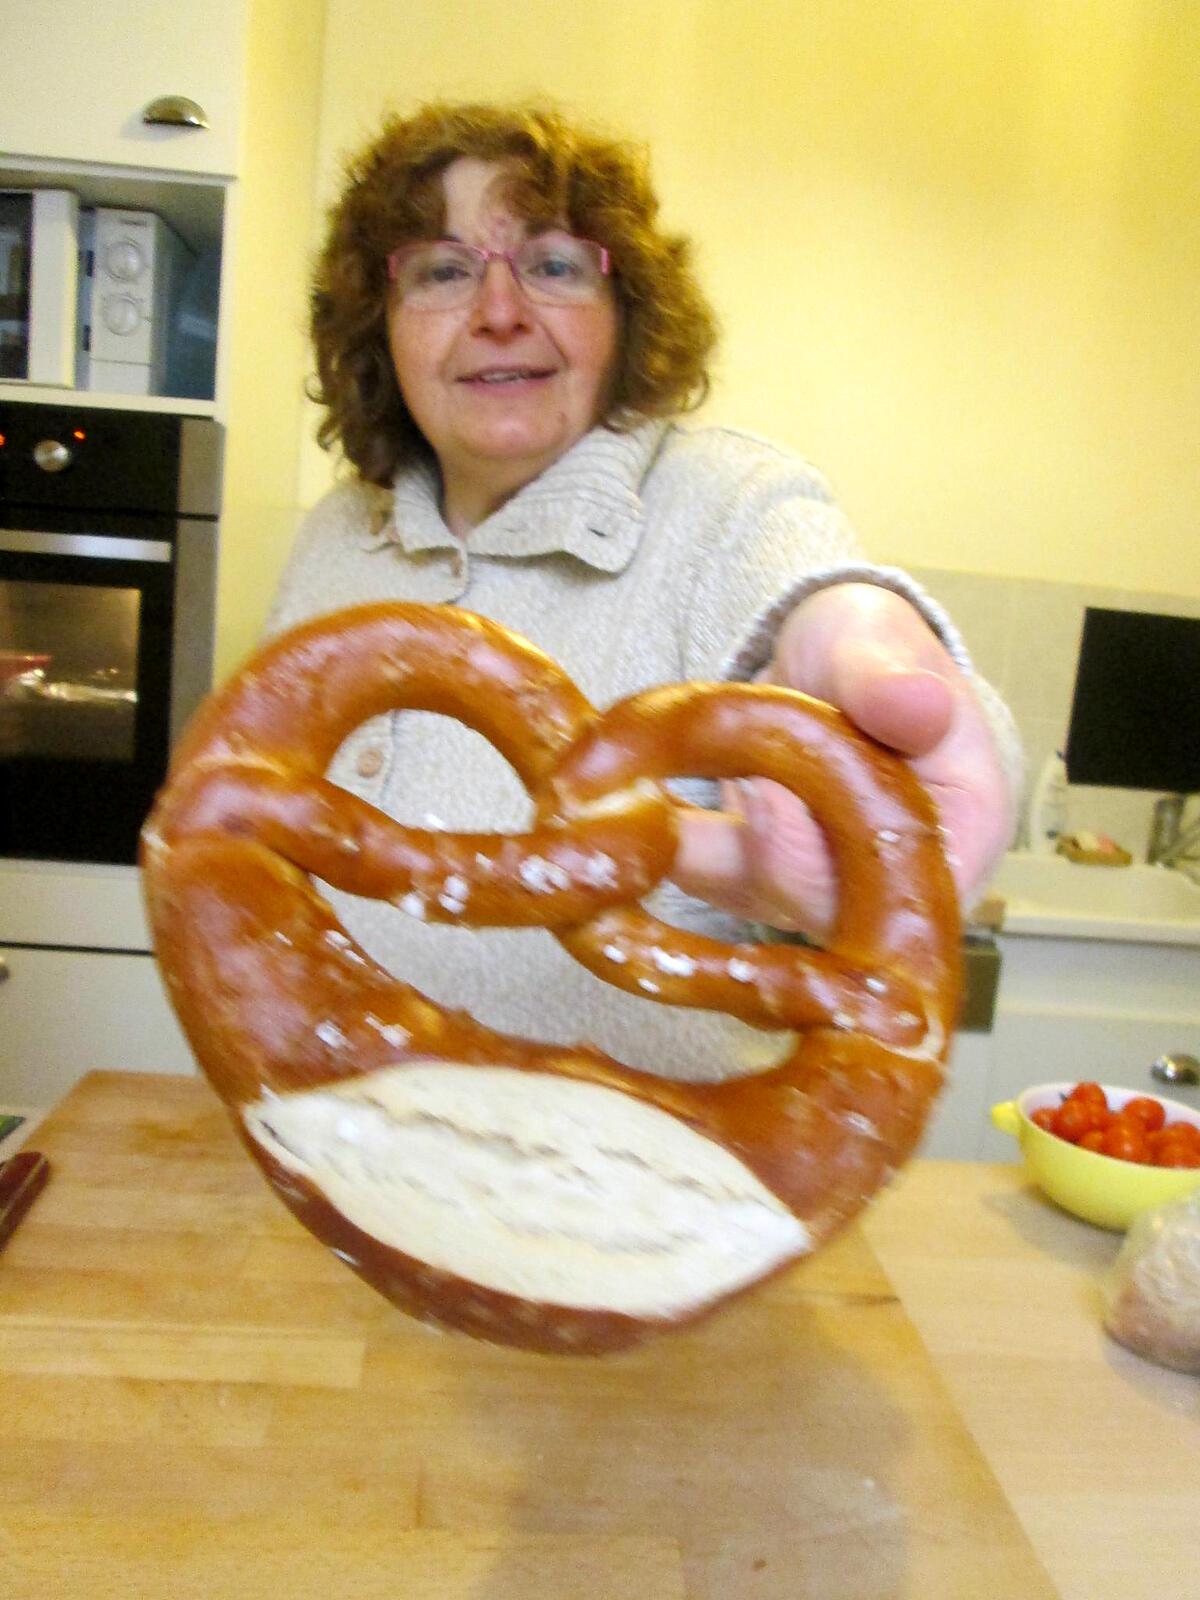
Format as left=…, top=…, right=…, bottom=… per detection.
left=991, top=1081, right=1200, bottom=1231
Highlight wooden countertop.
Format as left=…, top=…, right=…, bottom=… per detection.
left=0, top=1072, right=1192, bottom=1599
left=863, top=1159, right=1200, bottom=1600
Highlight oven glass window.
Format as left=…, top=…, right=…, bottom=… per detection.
left=0, top=579, right=140, bottom=761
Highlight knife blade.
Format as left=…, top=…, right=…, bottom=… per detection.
left=0, top=1151, right=50, bottom=1253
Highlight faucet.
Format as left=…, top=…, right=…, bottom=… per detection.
left=1148, top=794, right=1200, bottom=867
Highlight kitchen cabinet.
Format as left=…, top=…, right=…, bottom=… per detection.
left=0, top=9, right=332, bottom=1101
left=0, top=859, right=196, bottom=1104
left=1, top=0, right=324, bottom=674
left=0, top=944, right=195, bottom=1106
left=1, top=0, right=247, bottom=178
left=0, top=0, right=320, bottom=427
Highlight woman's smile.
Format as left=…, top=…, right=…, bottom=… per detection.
left=456, top=363, right=559, bottom=389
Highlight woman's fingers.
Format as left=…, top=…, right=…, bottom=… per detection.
left=671, top=584, right=1017, bottom=936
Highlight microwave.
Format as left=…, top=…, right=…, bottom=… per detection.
left=76, top=207, right=193, bottom=396
left=0, top=193, right=204, bottom=398
left=0, top=189, right=79, bottom=386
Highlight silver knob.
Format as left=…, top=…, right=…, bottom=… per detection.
left=33, top=439, right=72, bottom=473
left=1151, top=1053, right=1200, bottom=1088
left=0, top=955, right=9, bottom=984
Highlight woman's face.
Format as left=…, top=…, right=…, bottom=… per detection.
left=387, top=159, right=620, bottom=523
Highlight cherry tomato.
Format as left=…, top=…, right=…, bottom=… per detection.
left=1154, top=1142, right=1200, bottom=1169
left=1052, top=1099, right=1095, bottom=1144
left=1121, top=1096, right=1166, bottom=1133
left=1067, top=1082, right=1109, bottom=1113
left=1100, top=1119, right=1150, bottom=1164
left=1084, top=1103, right=1113, bottom=1136
left=1148, top=1128, right=1185, bottom=1161
left=1150, top=1123, right=1200, bottom=1164
left=1057, top=1083, right=1113, bottom=1136
left=1064, top=1100, right=1111, bottom=1139
left=1078, top=1129, right=1106, bottom=1153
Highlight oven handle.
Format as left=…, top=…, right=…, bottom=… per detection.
left=0, top=529, right=172, bottom=563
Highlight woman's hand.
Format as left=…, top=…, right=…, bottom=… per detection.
left=671, top=584, right=1017, bottom=937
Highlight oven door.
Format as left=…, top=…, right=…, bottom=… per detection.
left=0, top=520, right=174, bottom=864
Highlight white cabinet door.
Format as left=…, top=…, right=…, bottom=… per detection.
left=0, top=945, right=196, bottom=1108
left=1, top=0, right=246, bottom=176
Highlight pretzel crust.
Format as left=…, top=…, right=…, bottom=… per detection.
left=142, top=602, right=961, bottom=1353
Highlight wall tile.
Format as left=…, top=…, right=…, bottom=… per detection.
left=909, top=567, right=1014, bottom=691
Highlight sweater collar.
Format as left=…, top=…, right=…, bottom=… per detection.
left=387, top=419, right=670, bottom=573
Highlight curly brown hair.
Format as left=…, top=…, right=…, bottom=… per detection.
left=309, top=100, right=719, bottom=485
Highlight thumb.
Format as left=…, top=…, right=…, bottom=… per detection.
left=770, top=584, right=958, bottom=756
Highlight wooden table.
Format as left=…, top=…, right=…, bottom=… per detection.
left=0, top=1073, right=1190, bottom=1599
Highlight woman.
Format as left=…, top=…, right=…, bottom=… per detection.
left=269, top=100, right=1019, bottom=1078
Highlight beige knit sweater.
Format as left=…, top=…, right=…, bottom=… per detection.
left=267, top=420, right=1020, bottom=1082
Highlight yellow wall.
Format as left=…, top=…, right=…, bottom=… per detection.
left=217, top=0, right=327, bottom=677
left=277, top=0, right=1198, bottom=607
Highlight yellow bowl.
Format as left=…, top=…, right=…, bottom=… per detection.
left=991, top=1081, right=1200, bottom=1231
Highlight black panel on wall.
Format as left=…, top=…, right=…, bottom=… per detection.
left=1065, top=607, right=1200, bottom=792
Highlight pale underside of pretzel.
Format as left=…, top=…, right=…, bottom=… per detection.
left=142, top=602, right=961, bottom=1354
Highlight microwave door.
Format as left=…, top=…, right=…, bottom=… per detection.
left=0, top=190, right=80, bottom=386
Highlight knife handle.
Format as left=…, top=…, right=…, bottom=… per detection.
left=0, top=1151, right=50, bottom=1253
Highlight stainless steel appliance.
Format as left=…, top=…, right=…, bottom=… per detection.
left=0, top=401, right=220, bottom=863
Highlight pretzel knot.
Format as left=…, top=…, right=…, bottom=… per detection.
left=143, top=602, right=961, bottom=1354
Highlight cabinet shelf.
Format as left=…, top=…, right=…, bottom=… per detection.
left=0, top=158, right=226, bottom=257
left=0, top=157, right=228, bottom=416
left=0, top=382, right=216, bottom=418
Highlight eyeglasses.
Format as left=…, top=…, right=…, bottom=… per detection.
left=387, top=232, right=611, bottom=310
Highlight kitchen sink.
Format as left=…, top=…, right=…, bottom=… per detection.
left=988, top=851, right=1200, bottom=941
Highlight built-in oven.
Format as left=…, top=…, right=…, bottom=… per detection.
left=0, top=401, right=220, bottom=864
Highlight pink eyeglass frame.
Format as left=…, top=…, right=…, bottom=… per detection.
left=386, top=235, right=611, bottom=286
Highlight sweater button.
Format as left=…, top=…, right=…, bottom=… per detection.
left=356, top=746, right=385, bottom=778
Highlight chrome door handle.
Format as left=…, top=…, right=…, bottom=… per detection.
left=1151, top=1053, right=1200, bottom=1088
left=142, top=95, right=209, bottom=129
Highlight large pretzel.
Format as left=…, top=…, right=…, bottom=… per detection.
left=142, top=602, right=960, bottom=1354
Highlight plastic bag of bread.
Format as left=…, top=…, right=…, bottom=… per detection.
left=1102, top=1190, right=1200, bottom=1372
